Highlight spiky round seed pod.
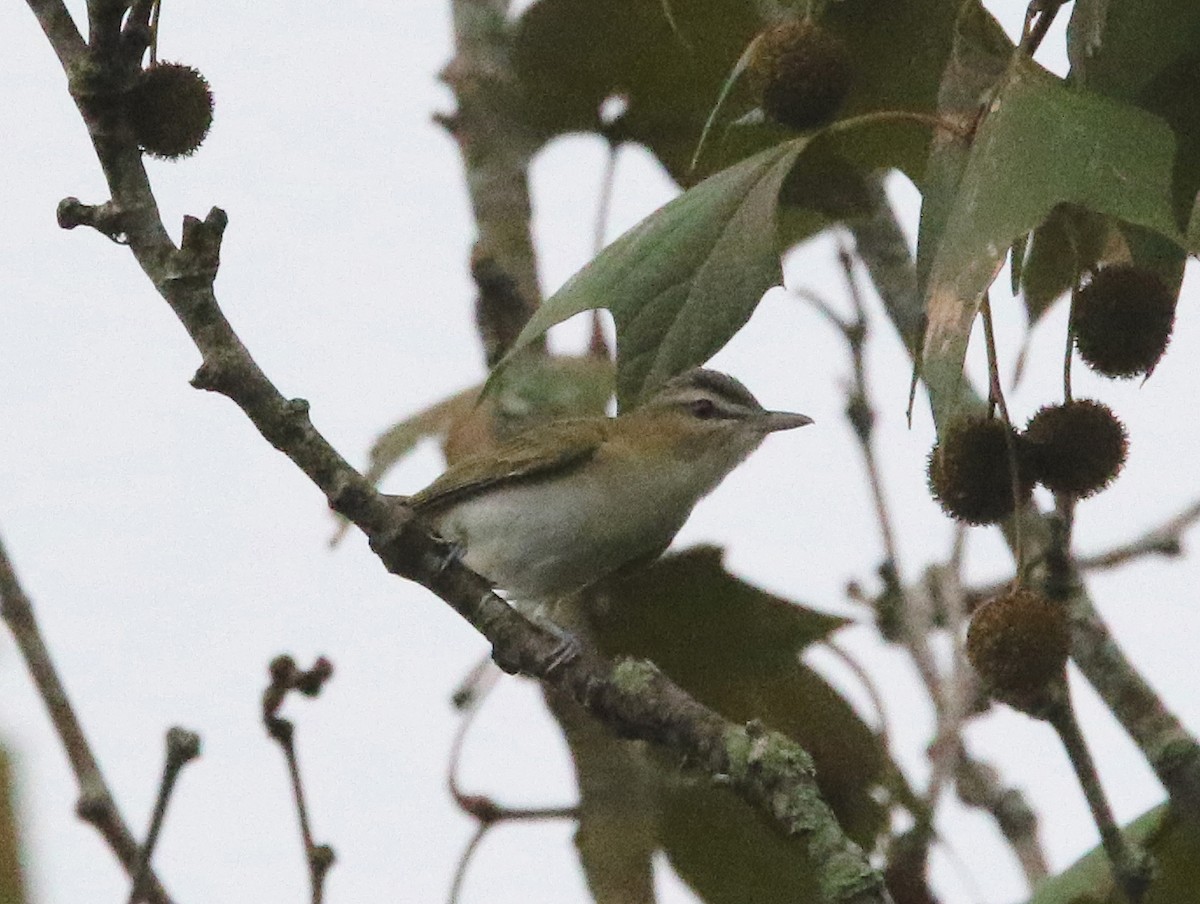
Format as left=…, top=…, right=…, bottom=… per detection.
left=748, top=19, right=853, bottom=131
left=1072, top=264, right=1175, bottom=378
left=1025, top=400, right=1127, bottom=498
left=966, top=588, right=1068, bottom=717
left=126, top=63, right=214, bottom=160
left=927, top=416, right=1032, bottom=525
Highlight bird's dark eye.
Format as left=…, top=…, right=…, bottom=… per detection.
left=690, top=398, right=717, bottom=419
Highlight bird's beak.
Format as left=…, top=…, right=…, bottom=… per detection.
left=762, top=410, right=814, bottom=432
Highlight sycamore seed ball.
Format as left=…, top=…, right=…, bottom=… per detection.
left=1072, top=264, right=1175, bottom=378
left=927, top=416, right=1032, bottom=525
left=966, top=589, right=1068, bottom=717
left=127, top=62, right=214, bottom=160
left=748, top=19, right=853, bottom=131
left=1025, top=400, right=1128, bottom=498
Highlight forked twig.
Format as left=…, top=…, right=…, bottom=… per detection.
left=445, top=672, right=577, bottom=904
left=262, top=655, right=337, bottom=904
left=127, top=728, right=201, bottom=904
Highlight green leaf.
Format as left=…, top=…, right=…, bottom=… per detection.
left=512, top=0, right=765, bottom=183
left=1020, top=204, right=1113, bottom=326
left=1065, top=0, right=1200, bottom=297
left=593, top=545, right=848, bottom=668
left=494, top=113, right=934, bottom=410
left=359, top=388, right=480, bottom=489
left=661, top=782, right=822, bottom=903
left=920, top=55, right=1189, bottom=425
left=591, top=546, right=888, bottom=848
left=1066, top=0, right=1200, bottom=228
left=556, top=548, right=889, bottom=902
left=496, top=140, right=806, bottom=408
left=368, top=355, right=613, bottom=484
left=914, top=0, right=1013, bottom=292
left=1027, top=804, right=1200, bottom=904
left=543, top=693, right=659, bottom=904
left=513, top=0, right=965, bottom=185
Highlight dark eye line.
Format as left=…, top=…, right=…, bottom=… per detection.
left=689, top=398, right=718, bottom=418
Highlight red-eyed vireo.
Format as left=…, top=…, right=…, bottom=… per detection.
left=405, top=368, right=812, bottom=604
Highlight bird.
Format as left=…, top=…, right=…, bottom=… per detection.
left=405, top=368, right=812, bottom=605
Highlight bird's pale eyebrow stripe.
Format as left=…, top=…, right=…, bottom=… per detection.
left=681, top=370, right=762, bottom=410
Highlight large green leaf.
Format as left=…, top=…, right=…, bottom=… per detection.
left=1062, top=0, right=1200, bottom=313
left=1027, top=804, right=1200, bottom=904
left=496, top=114, right=933, bottom=409
left=660, top=781, right=823, bottom=903
left=914, top=0, right=1013, bottom=293
left=591, top=546, right=888, bottom=848
left=512, top=0, right=964, bottom=184
left=497, top=139, right=806, bottom=408
left=920, top=55, right=1190, bottom=425
left=1067, top=0, right=1200, bottom=230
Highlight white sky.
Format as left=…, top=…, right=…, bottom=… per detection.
left=2, top=1, right=1198, bottom=902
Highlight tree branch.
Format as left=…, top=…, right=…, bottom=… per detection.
left=19, top=8, right=890, bottom=899
left=847, top=173, right=1200, bottom=820
left=0, top=532, right=175, bottom=904
left=441, top=0, right=544, bottom=351
left=23, top=0, right=85, bottom=68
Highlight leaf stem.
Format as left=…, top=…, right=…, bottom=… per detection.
left=980, top=292, right=1024, bottom=576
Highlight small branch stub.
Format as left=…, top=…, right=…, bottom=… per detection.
left=57, top=197, right=129, bottom=243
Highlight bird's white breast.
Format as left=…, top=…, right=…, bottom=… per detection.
left=432, top=452, right=705, bottom=603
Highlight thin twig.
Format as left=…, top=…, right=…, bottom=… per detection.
left=1079, top=500, right=1200, bottom=571
left=923, top=560, right=974, bottom=812
left=0, top=532, right=175, bottom=904
left=593, top=140, right=619, bottom=256
left=836, top=245, right=901, bottom=572
left=1019, top=0, right=1065, bottom=57
left=445, top=679, right=577, bottom=904
left=980, top=293, right=1025, bottom=576
left=263, top=655, right=337, bottom=904
left=1047, top=698, right=1152, bottom=902
left=805, top=248, right=949, bottom=752
left=20, top=2, right=900, bottom=891
left=849, top=171, right=1200, bottom=819
left=1063, top=247, right=1083, bottom=403
left=843, top=249, right=950, bottom=716
left=819, top=639, right=891, bottom=750
left=127, top=727, right=200, bottom=904
left=448, top=823, right=488, bottom=904
left=147, top=0, right=161, bottom=66
left=955, top=756, right=1049, bottom=887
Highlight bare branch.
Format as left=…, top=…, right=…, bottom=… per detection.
left=1078, top=500, right=1200, bottom=572
left=0, top=533, right=175, bottom=904
left=955, top=756, right=1048, bottom=886
left=1046, top=697, right=1152, bottom=902
left=442, top=0, right=544, bottom=347
left=23, top=0, right=85, bottom=68
left=21, top=10, right=892, bottom=897
left=127, top=728, right=201, bottom=904
left=847, top=172, right=1200, bottom=820
left=262, top=655, right=337, bottom=904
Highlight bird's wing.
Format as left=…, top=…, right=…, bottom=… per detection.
left=408, top=417, right=609, bottom=514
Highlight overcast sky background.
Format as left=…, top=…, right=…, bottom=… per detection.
left=2, top=1, right=1199, bottom=902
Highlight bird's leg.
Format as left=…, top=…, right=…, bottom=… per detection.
left=430, top=534, right=465, bottom=579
